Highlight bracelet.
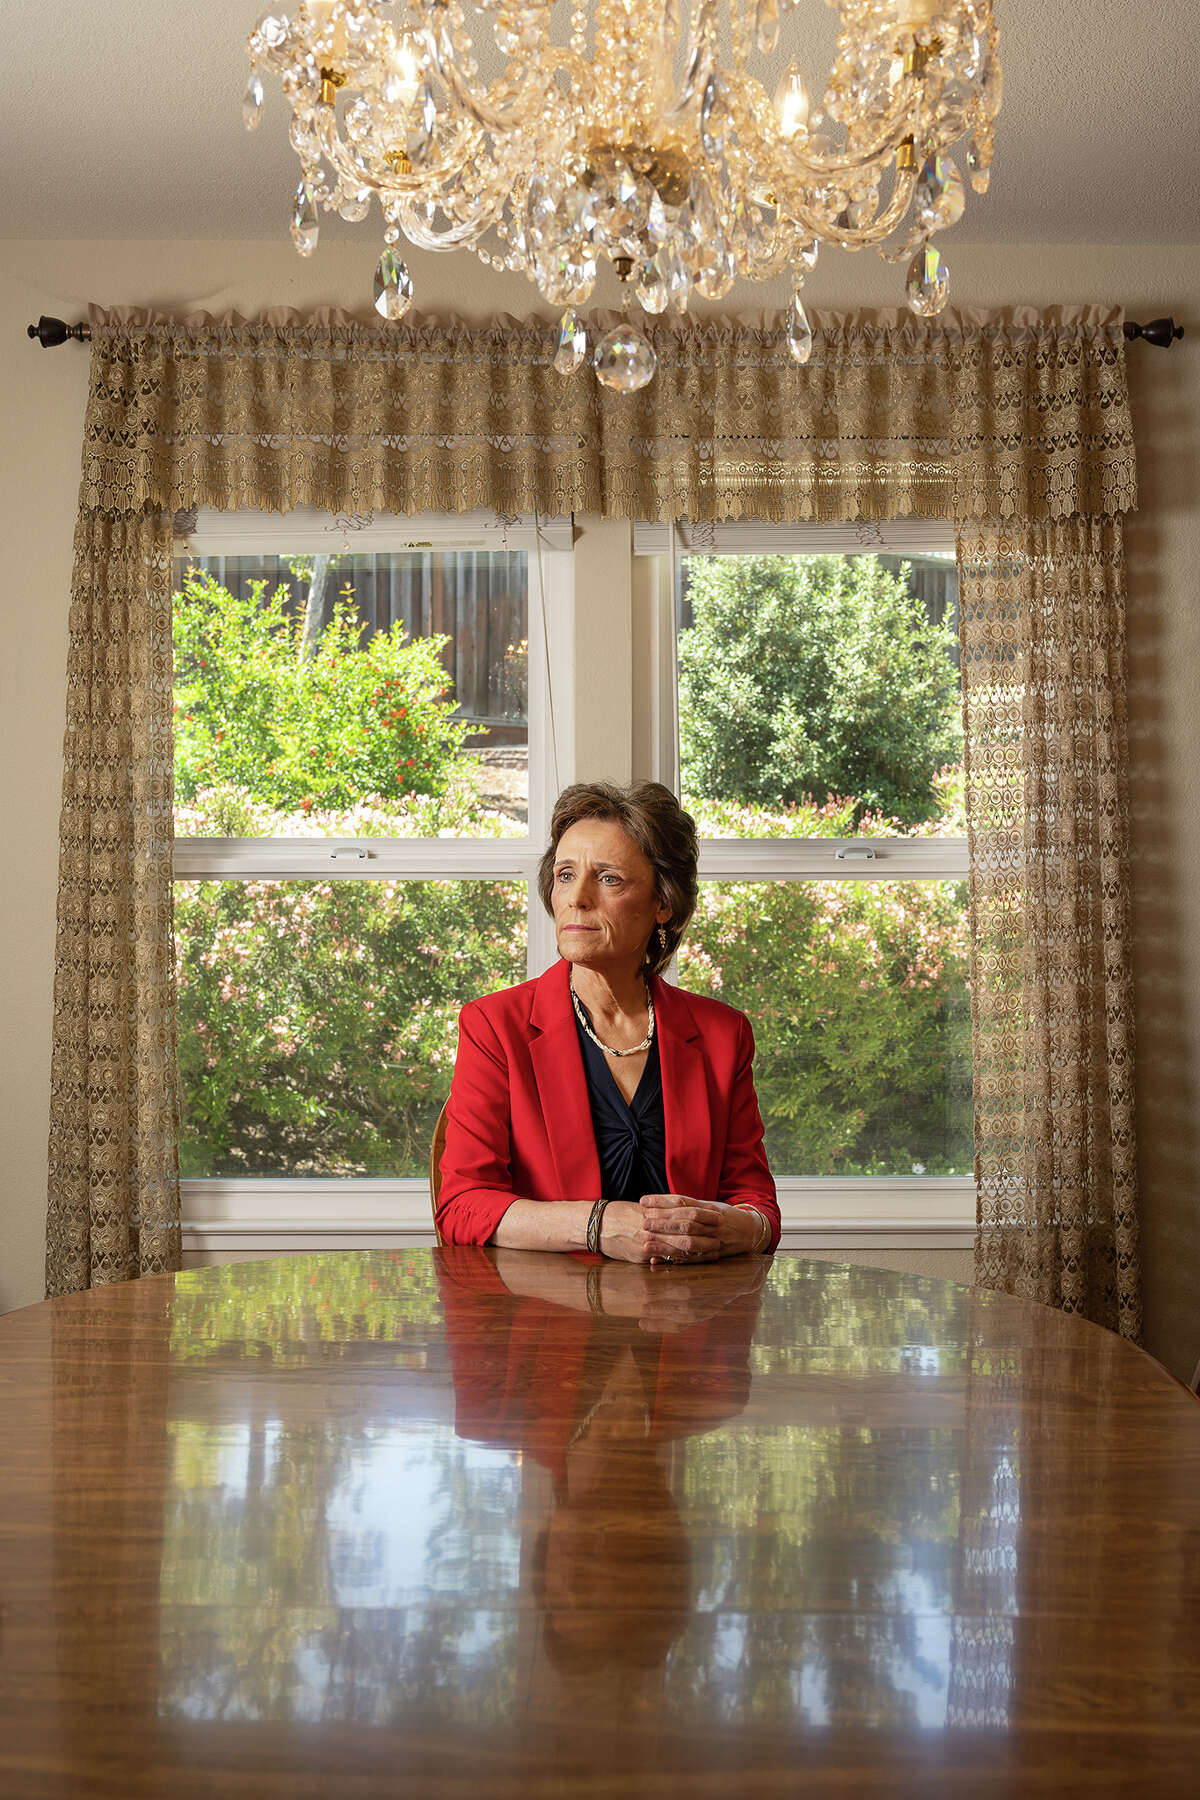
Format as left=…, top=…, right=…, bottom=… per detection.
left=586, top=1196, right=613, bottom=1255
left=746, top=1207, right=773, bottom=1253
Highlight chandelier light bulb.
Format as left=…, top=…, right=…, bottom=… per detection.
left=245, top=2, right=1003, bottom=387
left=888, top=0, right=944, bottom=25
left=383, top=34, right=422, bottom=110
left=774, top=66, right=809, bottom=141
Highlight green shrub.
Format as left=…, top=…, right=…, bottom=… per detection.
left=678, top=555, right=961, bottom=827
left=174, top=568, right=473, bottom=814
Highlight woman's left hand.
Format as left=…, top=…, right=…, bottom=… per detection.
left=638, top=1194, right=766, bottom=1264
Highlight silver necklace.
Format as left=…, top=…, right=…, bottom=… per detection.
left=570, top=972, right=655, bottom=1057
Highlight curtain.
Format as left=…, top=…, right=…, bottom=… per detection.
left=49, top=303, right=1140, bottom=1334
left=46, top=513, right=180, bottom=1292
left=959, top=519, right=1139, bottom=1335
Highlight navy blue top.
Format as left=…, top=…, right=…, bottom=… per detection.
left=572, top=1004, right=669, bottom=1205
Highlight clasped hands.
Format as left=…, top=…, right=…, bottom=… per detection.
left=599, top=1193, right=765, bottom=1265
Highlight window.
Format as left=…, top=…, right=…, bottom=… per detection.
left=176, top=512, right=973, bottom=1256
left=636, top=520, right=974, bottom=1247
left=174, top=509, right=573, bottom=1253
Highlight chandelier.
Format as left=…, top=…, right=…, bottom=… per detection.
left=244, top=2, right=1002, bottom=390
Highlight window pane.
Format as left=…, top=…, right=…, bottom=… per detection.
left=173, top=549, right=529, bottom=837
left=678, top=881, right=972, bottom=1177
left=676, top=553, right=962, bottom=840
left=176, top=878, right=526, bottom=1177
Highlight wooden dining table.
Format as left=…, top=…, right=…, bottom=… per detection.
left=0, top=1246, right=1197, bottom=1797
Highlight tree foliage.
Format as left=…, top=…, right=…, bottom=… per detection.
left=678, top=555, right=961, bottom=826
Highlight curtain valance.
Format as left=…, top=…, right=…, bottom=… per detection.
left=82, top=304, right=1137, bottom=526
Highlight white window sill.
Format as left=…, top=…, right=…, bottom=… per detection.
left=180, top=1177, right=976, bottom=1254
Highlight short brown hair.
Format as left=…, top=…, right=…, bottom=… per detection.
left=537, top=782, right=698, bottom=976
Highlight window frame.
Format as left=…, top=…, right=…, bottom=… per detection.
left=176, top=510, right=976, bottom=1258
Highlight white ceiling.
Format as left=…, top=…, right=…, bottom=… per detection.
left=4, top=2, right=1199, bottom=245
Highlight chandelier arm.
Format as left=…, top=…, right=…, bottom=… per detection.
left=315, top=108, right=489, bottom=197
left=430, top=38, right=593, bottom=136
left=394, top=198, right=505, bottom=249
left=780, top=168, right=919, bottom=250
left=769, top=102, right=931, bottom=182
left=712, top=66, right=932, bottom=186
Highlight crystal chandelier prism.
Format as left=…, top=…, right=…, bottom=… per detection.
left=245, top=1, right=1002, bottom=389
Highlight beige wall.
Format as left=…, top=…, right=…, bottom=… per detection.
left=2, top=241, right=1196, bottom=1375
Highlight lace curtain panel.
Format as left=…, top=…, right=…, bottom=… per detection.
left=958, top=518, right=1139, bottom=1336
left=49, top=305, right=1140, bottom=1337
left=48, top=512, right=180, bottom=1289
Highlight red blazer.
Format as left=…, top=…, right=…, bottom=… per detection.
left=436, top=958, right=780, bottom=1248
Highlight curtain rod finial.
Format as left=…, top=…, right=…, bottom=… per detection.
left=27, top=315, right=91, bottom=349
left=1123, top=317, right=1184, bottom=348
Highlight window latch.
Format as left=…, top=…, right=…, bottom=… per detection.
left=330, top=848, right=370, bottom=861
left=835, top=846, right=877, bottom=861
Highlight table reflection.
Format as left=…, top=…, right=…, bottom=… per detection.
left=157, top=1249, right=767, bottom=1727
left=439, top=1247, right=767, bottom=1688
left=152, top=1250, right=1020, bottom=1742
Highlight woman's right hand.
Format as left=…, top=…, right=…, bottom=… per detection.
left=597, top=1201, right=657, bottom=1263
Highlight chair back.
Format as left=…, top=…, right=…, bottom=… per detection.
left=428, top=1101, right=449, bottom=1246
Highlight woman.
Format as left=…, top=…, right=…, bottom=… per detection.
left=436, top=781, right=780, bottom=1261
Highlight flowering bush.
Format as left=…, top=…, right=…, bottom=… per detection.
left=177, top=785, right=969, bottom=1179
left=679, top=555, right=962, bottom=827
left=176, top=779, right=525, bottom=845
left=174, top=568, right=473, bottom=812
left=680, top=792, right=973, bottom=1176
left=688, top=767, right=966, bottom=844
left=177, top=797, right=526, bottom=1177
left=682, top=880, right=971, bottom=1177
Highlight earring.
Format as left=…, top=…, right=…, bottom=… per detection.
left=657, top=925, right=668, bottom=952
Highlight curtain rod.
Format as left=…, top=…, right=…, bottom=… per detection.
left=25, top=313, right=1186, bottom=350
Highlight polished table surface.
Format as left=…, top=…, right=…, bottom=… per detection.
left=1, top=1248, right=1198, bottom=1797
